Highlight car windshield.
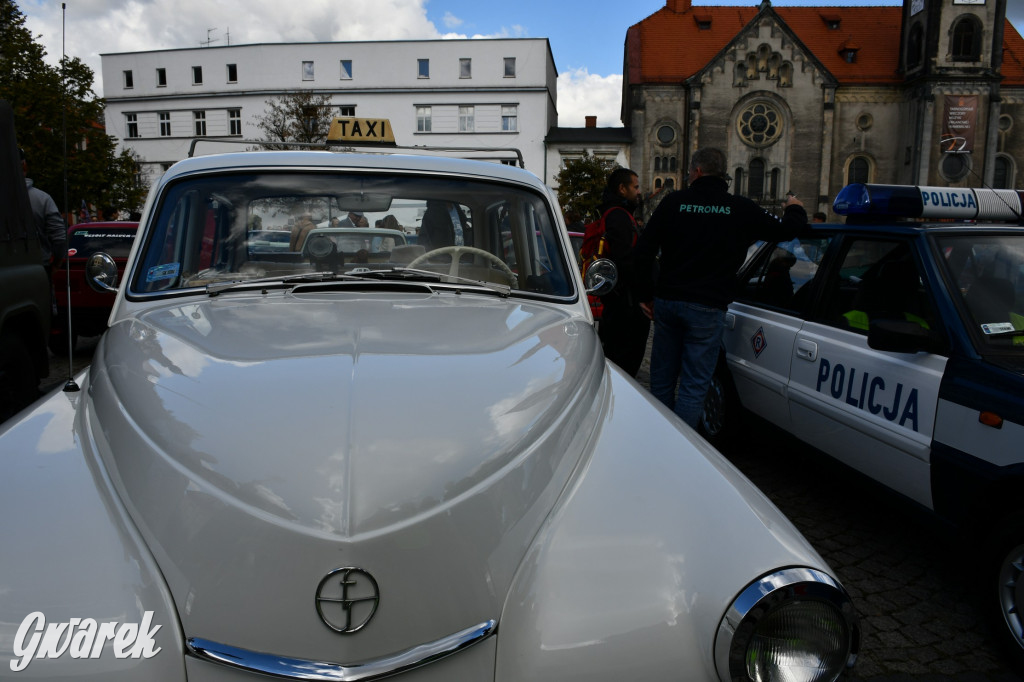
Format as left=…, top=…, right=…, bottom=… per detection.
left=130, top=170, right=574, bottom=298
left=935, top=233, right=1024, bottom=350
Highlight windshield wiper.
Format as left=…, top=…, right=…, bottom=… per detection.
left=207, top=268, right=511, bottom=298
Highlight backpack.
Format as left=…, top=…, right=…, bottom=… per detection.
left=579, top=207, right=637, bottom=278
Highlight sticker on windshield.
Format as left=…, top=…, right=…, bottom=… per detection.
left=981, top=322, right=1015, bottom=335
left=147, top=263, right=180, bottom=283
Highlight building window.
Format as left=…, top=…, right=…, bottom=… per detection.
left=734, top=168, right=745, bottom=195
left=156, top=68, right=167, bottom=87
left=123, top=70, right=133, bottom=89
left=192, top=66, right=203, bottom=85
left=459, top=106, right=474, bottom=132
left=737, top=101, right=783, bottom=148
left=657, top=125, right=676, bottom=145
left=940, top=152, right=971, bottom=181
left=504, top=57, right=516, bottom=77
left=228, top=109, right=242, bottom=136
left=501, top=105, right=517, bottom=132
left=993, top=155, right=1013, bottom=189
left=907, top=24, right=924, bottom=69
left=418, top=59, right=429, bottom=78
left=126, top=114, right=139, bottom=139
left=748, top=158, right=765, bottom=199
left=338, top=105, right=355, bottom=117
left=302, top=61, right=314, bottom=80
left=416, top=106, right=431, bottom=132
left=227, top=63, right=237, bottom=82
left=193, top=111, right=207, bottom=136
left=848, top=156, right=870, bottom=184
left=459, top=58, right=472, bottom=79
left=951, top=17, right=981, bottom=61
left=340, top=60, right=352, bottom=79
left=159, top=112, right=171, bottom=137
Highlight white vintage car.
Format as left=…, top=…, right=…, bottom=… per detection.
left=0, top=140, right=859, bottom=681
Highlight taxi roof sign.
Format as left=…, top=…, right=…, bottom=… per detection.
left=327, top=117, right=396, bottom=146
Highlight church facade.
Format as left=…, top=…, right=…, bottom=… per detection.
left=622, top=0, right=1024, bottom=218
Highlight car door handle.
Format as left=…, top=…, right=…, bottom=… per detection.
left=795, top=338, right=817, bottom=362
left=725, top=312, right=736, bottom=330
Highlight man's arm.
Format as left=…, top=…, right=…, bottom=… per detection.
left=42, top=193, right=66, bottom=266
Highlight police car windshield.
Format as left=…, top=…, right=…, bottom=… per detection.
left=936, top=234, right=1024, bottom=350
left=129, top=171, right=574, bottom=300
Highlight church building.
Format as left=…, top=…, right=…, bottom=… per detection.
left=622, top=0, right=1024, bottom=217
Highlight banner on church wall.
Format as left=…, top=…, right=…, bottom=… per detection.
left=941, top=95, right=978, bottom=153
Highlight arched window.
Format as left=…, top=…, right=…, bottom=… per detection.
left=848, top=156, right=870, bottom=185
left=748, top=159, right=765, bottom=199
left=770, top=168, right=780, bottom=199
left=951, top=17, right=981, bottom=61
left=907, top=24, right=923, bottom=68
left=655, top=157, right=662, bottom=172
left=994, top=156, right=1011, bottom=189
left=665, top=178, right=675, bottom=189
left=655, top=177, right=663, bottom=189
left=734, top=168, right=744, bottom=195
left=670, top=157, right=677, bottom=172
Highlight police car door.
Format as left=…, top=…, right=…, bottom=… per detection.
left=786, top=236, right=947, bottom=509
left=723, top=237, right=831, bottom=430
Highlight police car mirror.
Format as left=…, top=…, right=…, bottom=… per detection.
left=585, top=258, right=618, bottom=297
left=85, top=252, right=120, bottom=293
left=867, top=318, right=938, bottom=354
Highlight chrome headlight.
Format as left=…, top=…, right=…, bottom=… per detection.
left=715, top=567, right=859, bottom=682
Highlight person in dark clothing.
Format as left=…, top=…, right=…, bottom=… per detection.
left=597, top=167, right=650, bottom=377
left=633, top=147, right=807, bottom=427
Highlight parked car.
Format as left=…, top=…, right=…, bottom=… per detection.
left=0, top=121, right=859, bottom=681
left=0, top=100, right=50, bottom=422
left=704, top=182, right=1024, bottom=674
left=49, top=221, right=139, bottom=354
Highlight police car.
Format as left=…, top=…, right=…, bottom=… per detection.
left=702, top=182, right=1024, bottom=672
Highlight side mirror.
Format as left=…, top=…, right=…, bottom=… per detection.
left=85, top=253, right=120, bottom=293
left=868, top=318, right=941, bottom=354
left=584, top=258, right=618, bottom=297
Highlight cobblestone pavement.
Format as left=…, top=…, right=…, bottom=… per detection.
left=635, top=340, right=1022, bottom=681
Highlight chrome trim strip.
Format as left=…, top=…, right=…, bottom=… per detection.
left=186, top=619, right=496, bottom=682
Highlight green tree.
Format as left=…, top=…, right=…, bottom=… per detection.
left=253, top=91, right=336, bottom=149
left=555, top=152, right=618, bottom=223
left=0, top=0, right=146, bottom=217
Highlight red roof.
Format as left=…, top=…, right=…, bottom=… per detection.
left=627, top=4, right=1024, bottom=87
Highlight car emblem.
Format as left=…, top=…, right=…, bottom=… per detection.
left=315, top=567, right=380, bottom=634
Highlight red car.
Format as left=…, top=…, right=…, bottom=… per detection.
left=50, top=221, right=139, bottom=354
left=568, top=231, right=604, bottom=320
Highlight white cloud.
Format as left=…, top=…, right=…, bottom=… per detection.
left=556, top=68, right=623, bottom=129
left=442, top=11, right=463, bottom=29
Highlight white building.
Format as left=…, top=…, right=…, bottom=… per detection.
left=101, top=39, right=558, bottom=188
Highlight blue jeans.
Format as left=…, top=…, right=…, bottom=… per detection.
left=649, top=299, right=725, bottom=428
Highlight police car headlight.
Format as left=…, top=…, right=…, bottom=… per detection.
left=715, top=568, right=859, bottom=682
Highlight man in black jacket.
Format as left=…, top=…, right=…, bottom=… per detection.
left=634, top=148, right=806, bottom=428
left=597, top=167, right=649, bottom=377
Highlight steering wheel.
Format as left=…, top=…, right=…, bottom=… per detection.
left=407, top=246, right=516, bottom=285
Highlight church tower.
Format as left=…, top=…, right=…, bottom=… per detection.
left=899, top=0, right=1008, bottom=186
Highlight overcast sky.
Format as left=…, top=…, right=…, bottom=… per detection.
left=17, top=0, right=1024, bottom=129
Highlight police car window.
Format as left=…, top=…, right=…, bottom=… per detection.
left=738, top=237, right=831, bottom=314
left=936, top=234, right=1024, bottom=349
left=818, top=239, right=936, bottom=335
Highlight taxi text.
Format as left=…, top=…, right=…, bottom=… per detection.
left=815, top=358, right=919, bottom=432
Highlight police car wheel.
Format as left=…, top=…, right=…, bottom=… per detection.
left=990, top=517, right=1024, bottom=674
left=699, top=362, right=736, bottom=448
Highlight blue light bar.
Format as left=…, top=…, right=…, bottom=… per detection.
left=833, top=183, right=1024, bottom=221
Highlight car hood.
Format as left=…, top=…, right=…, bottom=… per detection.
left=87, top=290, right=603, bottom=666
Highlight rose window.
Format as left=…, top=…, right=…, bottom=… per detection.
left=737, top=102, right=783, bottom=148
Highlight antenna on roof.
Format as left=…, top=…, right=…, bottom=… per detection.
left=60, top=2, right=79, bottom=393
left=200, top=28, right=219, bottom=47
